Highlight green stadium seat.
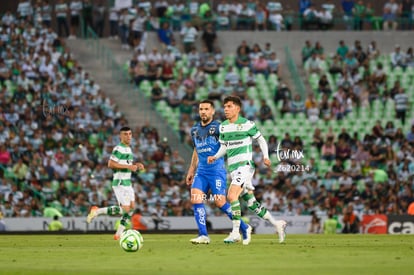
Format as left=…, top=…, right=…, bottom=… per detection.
left=262, top=127, right=273, bottom=139
left=296, top=112, right=306, bottom=121
left=247, top=87, right=257, bottom=98
left=215, top=72, right=225, bottom=84
left=4, top=168, right=16, bottom=180
left=157, top=102, right=173, bottom=118
left=319, top=60, right=328, bottom=71
left=196, top=87, right=208, bottom=100
left=261, top=89, right=272, bottom=101
left=154, top=100, right=165, bottom=111
left=309, top=147, right=320, bottom=158
left=139, top=80, right=151, bottom=91
left=308, top=73, right=320, bottom=91
left=181, top=66, right=189, bottom=75
left=357, top=180, right=365, bottom=192
left=181, top=54, right=188, bottom=64
left=175, top=60, right=183, bottom=69
left=255, top=74, right=266, bottom=86
left=270, top=154, right=279, bottom=164
left=283, top=113, right=293, bottom=121
left=51, top=180, right=60, bottom=192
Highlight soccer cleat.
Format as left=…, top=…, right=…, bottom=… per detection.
left=114, top=224, right=125, bottom=241
left=223, top=232, right=241, bottom=244
left=242, top=225, right=253, bottom=245
left=190, top=235, right=210, bottom=244
left=276, top=220, right=287, bottom=243
left=86, top=206, right=98, bottom=223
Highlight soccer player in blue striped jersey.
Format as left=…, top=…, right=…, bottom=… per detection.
left=186, top=99, right=252, bottom=245
left=208, top=96, right=286, bottom=244
left=87, top=126, right=144, bottom=240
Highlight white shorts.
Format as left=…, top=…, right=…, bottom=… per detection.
left=112, top=185, right=135, bottom=206
left=230, top=165, right=255, bottom=191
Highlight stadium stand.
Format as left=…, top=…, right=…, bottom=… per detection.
left=0, top=7, right=192, bottom=219
left=115, top=1, right=414, bottom=218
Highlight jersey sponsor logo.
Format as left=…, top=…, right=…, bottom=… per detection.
left=193, top=126, right=219, bottom=147
left=195, top=135, right=219, bottom=147
left=197, top=207, right=206, bottom=225
left=197, top=147, right=212, bottom=153
left=225, top=140, right=243, bottom=146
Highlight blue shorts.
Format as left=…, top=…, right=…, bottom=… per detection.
left=192, top=170, right=226, bottom=196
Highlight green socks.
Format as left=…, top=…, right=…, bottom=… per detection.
left=241, top=192, right=267, bottom=218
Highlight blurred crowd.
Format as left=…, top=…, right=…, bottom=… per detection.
left=301, top=39, right=412, bottom=125
left=5, top=0, right=413, bottom=43
left=0, top=8, right=193, bottom=220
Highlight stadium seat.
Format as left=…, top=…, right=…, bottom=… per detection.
left=214, top=72, right=225, bottom=84
left=247, top=87, right=257, bottom=98
left=224, top=55, right=235, bottom=67
left=196, top=87, right=208, bottom=100
left=139, top=80, right=151, bottom=93
left=308, top=74, right=320, bottom=91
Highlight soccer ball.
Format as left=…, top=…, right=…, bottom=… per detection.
left=119, top=229, right=144, bottom=252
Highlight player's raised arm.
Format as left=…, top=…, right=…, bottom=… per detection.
left=186, top=148, right=199, bottom=185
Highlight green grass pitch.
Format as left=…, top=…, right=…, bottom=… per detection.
left=0, top=234, right=413, bottom=275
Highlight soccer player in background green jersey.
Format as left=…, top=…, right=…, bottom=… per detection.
left=208, top=96, right=286, bottom=243
left=87, top=126, right=144, bottom=240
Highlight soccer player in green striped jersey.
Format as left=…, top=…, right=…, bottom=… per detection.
left=87, top=126, right=144, bottom=240
left=208, top=96, right=286, bottom=243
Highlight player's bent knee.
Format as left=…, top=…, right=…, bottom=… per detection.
left=227, top=187, right=241, bottom=202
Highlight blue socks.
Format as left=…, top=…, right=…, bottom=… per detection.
left=220, top=202, right=248, bottom=232
left=193, top=202, right=249, bottom=237
left=193, top=203, right=208, bottom=236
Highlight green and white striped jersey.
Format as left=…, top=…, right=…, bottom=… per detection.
left=110, top=143, right=133, bottom=186
left=219, top=116, right=261, bottom=172
left=55, top=3, right=68, bottom=18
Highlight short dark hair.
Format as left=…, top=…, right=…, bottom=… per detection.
left=120, top=126, right=131, bottom=132
left=199, top=99, right=215, bottom=108
left=223, top=96, right=242, bottom=108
